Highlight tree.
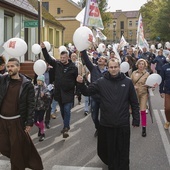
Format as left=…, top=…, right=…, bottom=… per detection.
left=140, top=0, right=170, bottom=42
left=77, top=0, right=112, bottom=39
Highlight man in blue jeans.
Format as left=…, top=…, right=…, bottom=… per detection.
left=41, top=43, right=78, bottom=138
left=81, top=50, right=107, bottom=137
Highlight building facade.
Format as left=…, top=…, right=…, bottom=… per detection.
left=107, top=10, right=142, bottom=45
left=42, top=0, right=82, bottom=44
left=0, top=0, right=65, bottom=62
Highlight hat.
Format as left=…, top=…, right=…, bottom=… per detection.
left=37, top=75, right=45, bottom=82
left=93, top=51, right=98, bottom=55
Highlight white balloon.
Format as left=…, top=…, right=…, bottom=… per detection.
left=150, top=44, right=155, bottom=50
left=70, top=45, right=75, bottom=52
left=166, top=42, right=170, bottom=49
left=157, top=43, right=162, bottom=49
left=145, top=73, right=162, bottom=87
left=59, top=45, right=67, bottom=54
left=96, top=48, right=100, bottom=53
left=98, top=43, right=106, bottom=52
left=107, top=45, right=112, bottom=49
left=68, top=43, right=72, bottom=48
left=43, top=41, right=51, bottom=52
left=32, top=44, right=41, bottom=55
left=33, top=59, right=47, bottom=76
left=3, top=38, right=27, bottom=57
left=120, top=62, right=130, bottom=73
left=73, top=26, right=94, bottom=51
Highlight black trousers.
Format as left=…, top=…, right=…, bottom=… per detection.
left=97, top=125, right=130, bottom=170
left=45, top=95, right=53, bottom=124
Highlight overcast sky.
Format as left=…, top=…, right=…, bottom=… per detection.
left=72, top=0, right=148, bottom=12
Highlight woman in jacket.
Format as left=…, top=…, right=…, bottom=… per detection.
left=131, top=59, right=150, bottom=137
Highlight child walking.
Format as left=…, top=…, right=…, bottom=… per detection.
left=34, top=75, right=51, bottom=141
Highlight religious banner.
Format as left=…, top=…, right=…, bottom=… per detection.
left=96, top=28, right=107, bottom=40
left=136, top=14, right=149, bottom=50
left=83, top=0, right=104, bottom=30
left=119, top=35, right=128, bottom=49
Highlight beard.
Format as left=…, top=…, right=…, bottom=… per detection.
left=8, top=70, right=17, bottom=77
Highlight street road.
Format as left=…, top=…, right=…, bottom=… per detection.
left=0, top=87, right=170, bottom=170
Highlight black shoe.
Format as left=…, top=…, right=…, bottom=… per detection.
left=84, top=111, right=89, bottom=116
left=94, top=130, right=98, bottom=137
left=38, top=128, right=41, bottom=137
left=142, top=127, right=146, bottom=137
left=45, top=123, right=50, bottom=129
left=63, top=131, right=69, bottom=138
left=62, top=128, right=69, bottom=138
left=61, top=127, right=70, bottom=134
left=39, top=133, right=45, bottom=142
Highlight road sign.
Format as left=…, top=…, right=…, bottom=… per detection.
left=24, top=20, right=38, bottom=28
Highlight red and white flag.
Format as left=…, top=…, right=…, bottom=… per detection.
left=119, top=35, right=128, bottom=49
left=136, top=14, right=149, bottom=50
left=83, top=0, right=104, bottom=30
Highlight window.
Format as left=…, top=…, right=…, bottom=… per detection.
left=136, top=20, right=138, bottom=26
left=4, top=15, right=13, bottom=41
left=42, top=2, right=49, bottom=11
left=120, top=21, right=124, bottom=29
left=129, top=21, right=132, bottom=27
left=57, top=8, right=61, bottom=14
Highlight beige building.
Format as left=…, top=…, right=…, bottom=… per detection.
left=42, top=0, right=82, bottom=44
left=107, top=10, right=142, bottom=45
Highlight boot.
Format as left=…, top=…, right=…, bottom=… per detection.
left=39, top=133, right=45, bottom=142
left=142, top=127, right=146, bottom=137
left=38, top=128, right=41, bottom=137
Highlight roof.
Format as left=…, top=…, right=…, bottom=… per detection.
left=112, top=10, right=139, bottom=19
left=3, top=0, right=38, bottom=14
left=28, top=0, right=65, bottom=29
left=2, top=0, right=65, bottom=29
left=67, top=0, right=82, bottom=10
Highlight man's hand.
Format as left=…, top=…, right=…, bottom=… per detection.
left=77, top=75, right=83, bottom=83
left=25, top=126, right=31, bottom=133
left=160, top=93, right=165, bottom=98
left=40, top=42, right=46, bottom=49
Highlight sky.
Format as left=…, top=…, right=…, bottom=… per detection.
left=72, top=0, right=148, bottom=12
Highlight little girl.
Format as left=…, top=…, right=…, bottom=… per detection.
left=34, top=75, right=51, bottom=141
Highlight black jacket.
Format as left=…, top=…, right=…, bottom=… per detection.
left=159, top=63, right=170, bottom=94
left=80, top=50, right=107, bottom=100
left=42, top=48, right=78, bottom=103
left=0, top=74, right=35, bottom=128
left=78, top=72, right=140, bottom=127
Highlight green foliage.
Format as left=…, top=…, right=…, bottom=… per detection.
left=77, top=0, right=112, bottom=38
left=140, top=0, right=170, bottom=42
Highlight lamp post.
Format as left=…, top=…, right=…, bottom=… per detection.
left=129, top=30, right=133, bottom=44
left=113, top=21, right=116, bottom=43
left=38, top=0, right=42, bottom=59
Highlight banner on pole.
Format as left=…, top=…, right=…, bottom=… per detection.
left=83, top=0, right=104, bottom=30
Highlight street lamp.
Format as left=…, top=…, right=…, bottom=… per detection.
left=113, top=21, right=116, bottom=42
left=129, top=30, right=133, bottom=44
left=38, top=0, right=42, bottom=58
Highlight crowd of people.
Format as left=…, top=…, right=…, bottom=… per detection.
left=0, top=41, right=170, bottom=169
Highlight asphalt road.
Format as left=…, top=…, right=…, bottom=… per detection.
left=0, top=87, right=170, bottom=170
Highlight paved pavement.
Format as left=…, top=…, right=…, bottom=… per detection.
left=0, top=87, right=170, bottom=170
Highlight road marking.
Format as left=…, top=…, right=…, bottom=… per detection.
left=153, top=110, right=170, bottom=167
left=160, top=110, right=170, bottom=134
left=52, top=165, right=102, bottom=170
